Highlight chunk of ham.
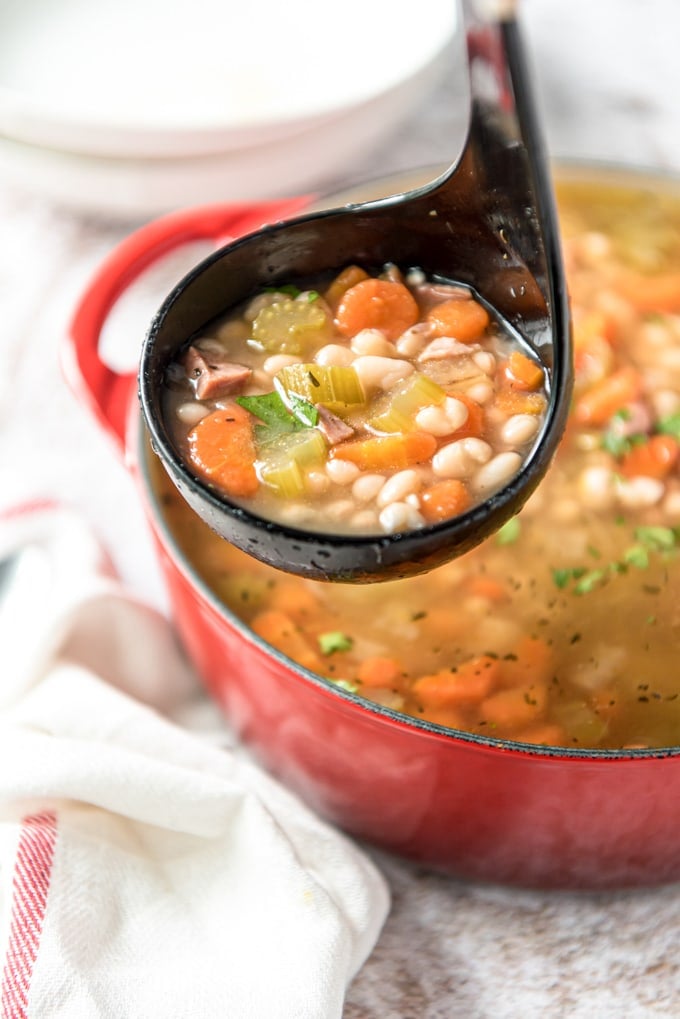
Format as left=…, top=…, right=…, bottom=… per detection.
left=182, top=345, right=252, bottom=399
left=315, top=404, right=355, bottom=445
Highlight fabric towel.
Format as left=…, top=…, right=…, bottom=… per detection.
left=0, top=502, right=390, bottom=1019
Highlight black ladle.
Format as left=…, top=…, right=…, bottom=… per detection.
left=140, top=0, right=572, bottom=583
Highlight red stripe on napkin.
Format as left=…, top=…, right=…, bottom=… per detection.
left=1, top=812, right=58, bottom=1019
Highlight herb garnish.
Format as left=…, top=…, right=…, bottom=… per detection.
left=551, top=524, right=680, bottom=594
left=236, top=391, right=318, bottom=445
left=496, top=517, right=521, bottom=545
left=318, top=631, right=354, bottom=655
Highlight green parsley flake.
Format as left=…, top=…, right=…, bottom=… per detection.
left=236, top=391, right=317, bottom=446
left=634, top=525, right=677, bottom=551
left=318, top=631, right=354, bottom=655
left=496, top=517, right=521, bottom=545
left=331, top=678, right=359, bottom=693
left=657, top=412, right=680, bottom=440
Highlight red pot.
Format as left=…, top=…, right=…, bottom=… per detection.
left=64, top=178, right=680, bottom=891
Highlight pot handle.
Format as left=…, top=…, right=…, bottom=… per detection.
left=64, top=197, right=312, bottom=455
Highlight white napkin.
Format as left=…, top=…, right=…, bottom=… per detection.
left=0, top=503, right=389, bottom=1019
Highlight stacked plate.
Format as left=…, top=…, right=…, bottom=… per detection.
left=0, top=0, right=458, bottom=218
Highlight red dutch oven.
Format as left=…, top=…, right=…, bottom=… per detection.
left=63, top=177, right=680, bottom=892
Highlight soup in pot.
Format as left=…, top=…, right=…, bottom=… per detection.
left=151, top=173, right=680, bottom=751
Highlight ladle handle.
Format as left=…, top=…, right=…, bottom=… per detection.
left=63, top=197, right=311, bottom=456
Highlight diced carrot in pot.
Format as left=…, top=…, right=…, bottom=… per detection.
left=324, top=265, right=369, bottom=310
left=357, top=656, right=405, bottom=689
left=503, top=351, right=544, bottom=392
left=480, top=682, right=548, bottom=731
left=420, top=479, right=471, bottom=523
left=426, top=298, right=490, bottom=341
left=187, top=404, right=259, bottom=498
left=335, top=278, right=419, bottom=341
left=413, top=655, right=501, bottom=709
left=573, top=366, right=642, bottom=426
left=619, top=434, right=679, bottom=479
left=330, top=431, right=437, bottom=471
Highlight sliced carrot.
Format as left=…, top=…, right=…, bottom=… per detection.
left=420, top=479, right=470, bottom=524
left=426, top=297, right=489, bottom=342
left=334, top=278, right=419, bottom=341
left=573, top=309, right=618, bottom=350
left=619, top=433, right=680, bottom=479
left=480, top=681, right=548, bottom=730
left=187, top=404, right=258, bottom=497
left=357, top=656, right=405, bottom=689
left=463, top=574, right=509, bottom=603
left=412, top=655, right=501, bottom=709
left=503, top=351, right=545, bottom=392
left=418, top=706, right=466, bottom=730
left=495, top=388, right=547, bottom=416
left=617, top=270, right=680, bottom=314
left=330, top=431, right=436, bottom=471
left=500, top=635, right=553, bottom=688
left=512, top=723, right=567, bottom=747
left=324, top=265, right=369, bottom=311
left=268, top=580, right=320, bottom=620
left=573, top=365, right=642, bottom=426
left=251, top=610, right=324, bottom=673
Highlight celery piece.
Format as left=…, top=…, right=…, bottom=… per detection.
left=258, top=429, right=327, bottom=498
left=276, top=363, right=365, bottom=409
left=251, top=298, right=331, bottom=354
left=259, top=459, right=306, bottom=498
left=370, top=373, right=446, bottom=433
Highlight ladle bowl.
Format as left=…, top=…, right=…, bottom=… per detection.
left=139, top=0, right=572, bottom=582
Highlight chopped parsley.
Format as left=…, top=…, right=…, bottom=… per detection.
left=318, top=631, right=354, bottom=655
left=496, top=516, right=521, bottom=545
left=657, top=412, right=680, bottom=440
left=236, top=391, right=318, bottom=445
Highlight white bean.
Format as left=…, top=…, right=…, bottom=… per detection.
left=263, top=354, right=301, bottom=375
left=464, top=381, right=494, bottom=405
left=395, top=323, right=432, bottom=358
left=432, top=437, right=492, bottom=478
left=352, top=356, right=414, bottom=392
left=651, top=389, right=680, bottom=419
left=325, top=499, right=355, bottom=522
left=415, top=397, right=469, bottom=436
left=443, top=397, right=470, bottom=430
left=578, top=465, right=616, bottom=510
left=326, top=459, right=361, bottom=484
left=351, top=509, right=379, bottom=530
left=472, top=350, right=497, bottom=375
left=279, top=504, right=314, bottom=525
left=615, top=476, right=664, bottom=509
left=376, top=469, right=422, bottom=508
left=379, top=502, right=425, bottom=534
left=176, top=402, right=209, bottom=425
left=306, top=471, right=330, bottom=496
left=352, top=473, right=385, bottom=503
left=501, top=413, right=540, bottom=446
left=350, top=329, right=395, bottom=357
left=314, top=344, right=355, bottom=367
left=415, top=405, right=455, bottom=436
left=662, top=490, right=680, bottom=520
left=472, top=451, right=523, bottom=493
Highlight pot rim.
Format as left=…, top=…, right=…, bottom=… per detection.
left=138, top=158, right=680, bottom=763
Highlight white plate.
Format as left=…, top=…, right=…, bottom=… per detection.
left=0, top=0, right=458, bottom=158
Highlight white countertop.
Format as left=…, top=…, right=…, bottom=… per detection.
left=2, top=1, right=680, bottom=1015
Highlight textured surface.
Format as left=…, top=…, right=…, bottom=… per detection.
left=1, top=1, right=680, bottom=1016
